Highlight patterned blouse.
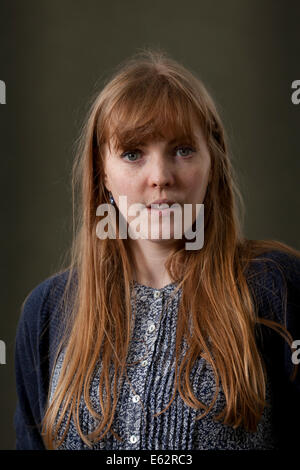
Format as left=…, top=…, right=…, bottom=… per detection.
left=50, top=280, right=275, bottom=450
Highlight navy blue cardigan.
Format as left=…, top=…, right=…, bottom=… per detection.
left=14, top=250, right=300, bottom=450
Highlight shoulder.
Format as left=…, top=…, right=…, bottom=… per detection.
left=246, top=249, right=300, bottom=278
left=17, top=269, right=71, bottom=329
left=244, top=249, right=300, bottom=324
left=16, top=269, right=76, bottom=361
left=245, top=248, right=300, bottom=293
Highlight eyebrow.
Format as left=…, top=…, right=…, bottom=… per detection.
left=109, top=133, right=198, bottom=154
left=168, top=138, right=188, bottom=145
left=128, top=136, right=197, bottom=147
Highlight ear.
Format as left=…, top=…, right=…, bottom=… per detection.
left=103, top=170, right=111, bottom=192
left=104, top=182, right=111, bottom=193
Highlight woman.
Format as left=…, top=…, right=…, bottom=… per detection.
left=14, top=49, right=300, bottom=450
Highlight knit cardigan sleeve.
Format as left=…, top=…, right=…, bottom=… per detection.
left=246, top=250, right=300, bottom=449
left=14, top=278, right=50, bottom=449
left=14, top=271, right=70, bottom=450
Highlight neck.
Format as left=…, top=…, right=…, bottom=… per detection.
left=126, top=238, right=179, bottom=289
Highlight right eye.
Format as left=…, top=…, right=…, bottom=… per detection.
left=120, top=149, right=142, bottom=162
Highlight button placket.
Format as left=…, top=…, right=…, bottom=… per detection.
left=145, top=321, right=157, bottom=353
left=120, top=381, right=142, bottom=447
left=122, top=385, right=143, bottom=447
left=145, top=290, right=165, bottom=355
left=124, top=285, right=173, bottom=448
left=124, top=289, right=158, bottom=445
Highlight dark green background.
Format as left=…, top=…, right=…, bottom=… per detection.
left=0, top=0, right=299, bottom=450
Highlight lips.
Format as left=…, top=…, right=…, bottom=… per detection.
left=146, top=199, right=177, bottom=208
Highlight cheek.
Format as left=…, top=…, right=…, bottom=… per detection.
left=184, top=167, right=210, bottom=199
left=115, top=180, right=137, bottom=198
left=107, top=171, right=140, bottom=205
left=185, top=169, right=207, bottom=188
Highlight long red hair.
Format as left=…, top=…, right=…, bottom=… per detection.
left=41, top=48, right=300, bottom=448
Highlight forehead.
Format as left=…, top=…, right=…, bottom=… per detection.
left=103, top=112, right=205, bottom=155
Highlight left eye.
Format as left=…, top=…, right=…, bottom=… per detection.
left=175, top=146, right=195, bottom=157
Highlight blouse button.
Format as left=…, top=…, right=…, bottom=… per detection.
left=147, top=324, right=156, bottom=333
left=129, top=435, right=138, bottom=444
left=141, top=359, right=148, bottom=367
left=153, top=291, right=161, bottom=299
left=132, top=394, right=140, bottom=403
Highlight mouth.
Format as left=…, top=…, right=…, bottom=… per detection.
left=146, top=199, right=178, bottom=210
left=146, top=200, right=181, bottom=216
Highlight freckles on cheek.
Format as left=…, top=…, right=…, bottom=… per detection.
left=114, top=180, right=135, bottom=198
left=185, top=171, right=209, bottom=198
left=185, top=173, right=202, bottom=190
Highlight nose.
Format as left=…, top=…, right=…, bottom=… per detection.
left=147, top=155, right=175, bottom=188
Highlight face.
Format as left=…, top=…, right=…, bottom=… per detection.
left=102, top=121, right=211, bottom=245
